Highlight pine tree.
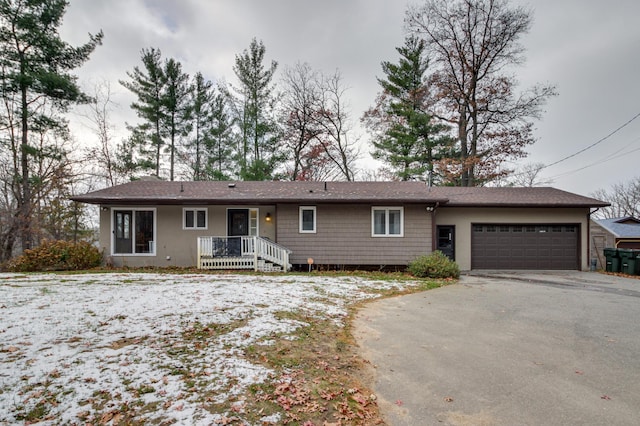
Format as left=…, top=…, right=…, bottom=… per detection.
left=230, top=38, right=282, bottom=180
left=162, top=58, right=191, bottom=181
left=120, top=48, right=165, bottom=177
left=363, top=37, right=450, bottom=182
left=188, top=72, right=214, bottom=180
left=0, top=0, right=102, bottom=251
left=204, top=91, right=235, bottom=180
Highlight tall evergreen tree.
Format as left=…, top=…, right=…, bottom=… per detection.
left=0, top=0, right=102, bottom=251
left=204, top=91, right=235, bottom=180
left=186, top=74, right=234, bottom=181
left=120, top=47, right=165, bottom=177
left=230, top=38, right=282, bottom=180
left=188, top=72, right=214, bottom=180
left=363, top=36, right=450, bottom=182
left=162, top=58, right=191, bottom=181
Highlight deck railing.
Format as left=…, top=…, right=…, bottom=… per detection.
left=197, top=236, right=291, bottom=271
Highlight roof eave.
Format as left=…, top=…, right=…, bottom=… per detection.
left=71, top=197, right=450, bottom=205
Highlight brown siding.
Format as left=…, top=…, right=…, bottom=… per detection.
left=276, top=203, right=432, bottom=266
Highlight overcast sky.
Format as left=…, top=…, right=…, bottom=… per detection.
left=60, top=0, right=640, bottom=197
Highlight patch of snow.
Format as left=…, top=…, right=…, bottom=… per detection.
left=0, top=272, right=421, bottom=424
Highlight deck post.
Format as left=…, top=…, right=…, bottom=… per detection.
left=197, top=237, right=201, bottom=269
left=253, top=236, right=259, bottom=271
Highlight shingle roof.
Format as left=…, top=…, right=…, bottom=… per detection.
left=71, top=180, right=609, bottom=208
left=71, top=181, right=449, bottom=205
left=595, top=217, right=640, bottom=238
left=426, top=186, right=609, bottom=207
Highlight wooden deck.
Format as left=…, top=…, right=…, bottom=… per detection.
left=197, top=236, right=291, bottom=272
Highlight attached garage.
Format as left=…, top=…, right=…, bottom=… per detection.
left=471, top=224, right=579, bottom=270
left=429, top=186, right=609, bottom=271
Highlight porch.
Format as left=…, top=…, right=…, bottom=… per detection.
left=197, top=236, right=292, bottom=272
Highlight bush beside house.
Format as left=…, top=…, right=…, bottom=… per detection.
left=407, top=251, right=460, bottom=279
left=5, top=240, right=102, bottom=272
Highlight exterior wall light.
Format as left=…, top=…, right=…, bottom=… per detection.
left=265, top=212, right=272, bottom=222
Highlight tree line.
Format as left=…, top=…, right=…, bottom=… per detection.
left=105, top=40, right=360, bottom=184
left=0, top=0, right=560, bottom=261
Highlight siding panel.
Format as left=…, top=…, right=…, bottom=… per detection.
left=277, top=203, right=432, bottom=266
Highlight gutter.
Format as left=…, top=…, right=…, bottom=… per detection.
left=430, top=202, right=441, bottom=252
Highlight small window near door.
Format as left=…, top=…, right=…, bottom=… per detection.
left=299, top=206, right=316, bottom=233
left=183, top=208, right=207, bottom=230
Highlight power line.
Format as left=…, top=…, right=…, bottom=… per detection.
left=541, top=111, right=640, bottom=170
left=549, top=143, right=640, bottom=180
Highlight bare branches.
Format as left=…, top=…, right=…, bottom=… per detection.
left=591, top=177, right=640, bottom=219
left=406, top=0, right=556, bottom=186
left=280, top=66, right=359, bottom=181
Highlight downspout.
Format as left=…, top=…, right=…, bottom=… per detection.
left=430, top=202, right=440, bottom=252
left=587, top=208, right=600, bottom=271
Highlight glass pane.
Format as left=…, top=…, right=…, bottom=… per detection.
left=388, top=210, right=401, bottom=235
left=374, top=210, right=386, bottom=235
left=123, top=214, right=130, bottom=238
left=185, top=210, right=194, bottom=228
left=196, top=210, right=206, bottom=228
left=135, top=211, right=154, bottom=254
left=302, top=209, right=314, bottom=231
left=116, top=212, right=123, bottom=238
left=249, top=209, right=258, bottom=236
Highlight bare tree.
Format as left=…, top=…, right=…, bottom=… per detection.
left=313, top=70, right=360, bottom=181
left=83, top=81, right=119, bottom=187
left=280, top=62, right=322, bottom=180
left=591, top=177, right=640, bottom=219
left=492, top=162, right=554, bottom=187
left=406, top=0, right=556, bottom=186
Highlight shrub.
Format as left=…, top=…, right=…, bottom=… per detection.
left=6, top=240, right=102, bottom=272
left=407, top=251, right=460, bottom=279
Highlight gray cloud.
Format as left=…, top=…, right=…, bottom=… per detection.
left=61, top=0, right=639, bottom=196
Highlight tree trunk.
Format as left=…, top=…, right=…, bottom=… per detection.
left=20, top=84, right=31, bottom=251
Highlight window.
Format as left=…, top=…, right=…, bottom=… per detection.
left=183, top=208, right=207, bottom=230
left=372, top=207, right=403, bottom=237
left=113, top=209, right=156, bottom=255
left=299, top=206, right=316, bottom=233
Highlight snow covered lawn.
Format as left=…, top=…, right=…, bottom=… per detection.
left=0, top=272, right=425, bottom=425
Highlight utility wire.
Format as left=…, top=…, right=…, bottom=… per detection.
left=549, top=144, right=640, bottom=179
left=541, top=111, right=640, bottom=170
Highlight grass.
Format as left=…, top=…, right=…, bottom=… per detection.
left=2, top=269, right=453, bottom=424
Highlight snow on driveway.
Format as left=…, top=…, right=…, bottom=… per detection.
left=0, top=272, right=420, bottom=425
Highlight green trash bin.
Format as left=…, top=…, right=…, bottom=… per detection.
left=604, top=248, right=619, bottom=272
left=618, top=248, right=636, bottom=275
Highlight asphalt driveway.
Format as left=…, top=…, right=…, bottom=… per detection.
left=355, top=272, right=640, bottom=425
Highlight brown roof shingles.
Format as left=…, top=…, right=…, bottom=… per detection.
left=71, top=181, right=609, bottom=208
left=426, top=187, right=610, bottom=207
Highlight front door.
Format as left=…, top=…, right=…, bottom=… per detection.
left=437, top=225, right=455, bottom=261
left=227, top=209, right=249, bottom=256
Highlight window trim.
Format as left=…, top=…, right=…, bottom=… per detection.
left=371, top=206, right=404, bottom=237
left=111, top=207, right=157, bottom=256
left=299, top=206, right=317, bottom=234
left=183, top=207, right=208, bottom=230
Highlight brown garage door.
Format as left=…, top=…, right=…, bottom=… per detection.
left=471, top=224, right=579, bottom=270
